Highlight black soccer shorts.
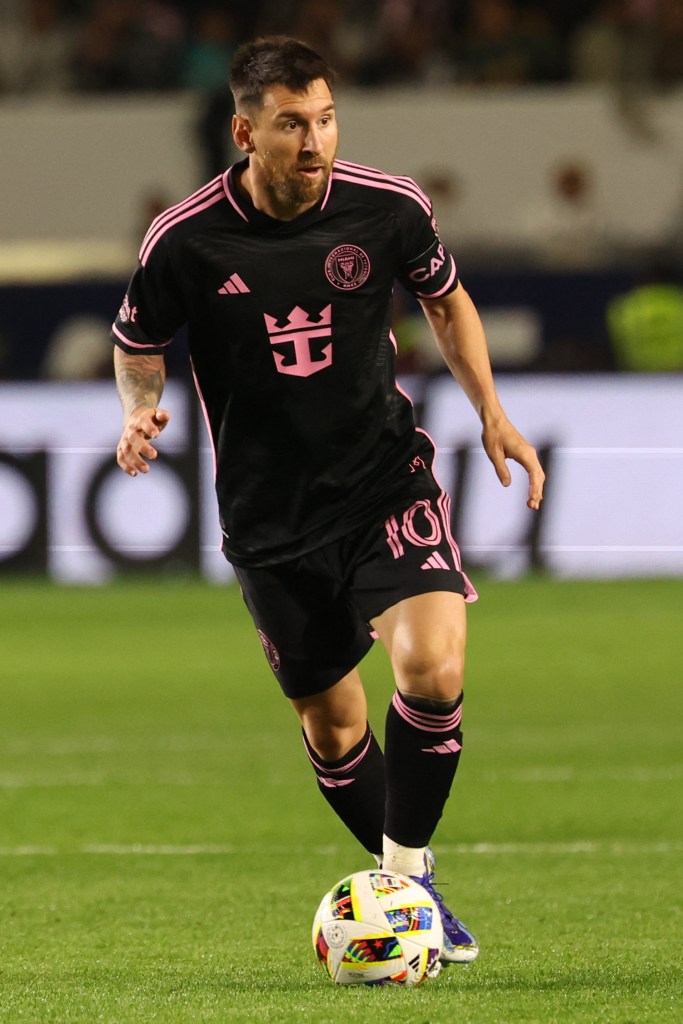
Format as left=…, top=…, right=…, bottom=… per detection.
left=233, top=484, right=477, bottom=699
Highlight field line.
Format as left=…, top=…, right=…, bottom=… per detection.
left=0, top=841, right=681, bottom=858
left=1, top=765, right=680, bottom=787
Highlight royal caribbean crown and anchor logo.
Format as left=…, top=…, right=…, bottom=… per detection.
left=264, top=305, right=333, bottom=378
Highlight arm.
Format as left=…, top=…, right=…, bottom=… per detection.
left=114, top=347, right=170, bottom=477
left=419, top=284, right=545, bottom=511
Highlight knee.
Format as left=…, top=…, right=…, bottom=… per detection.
left=293, top=672, right=368, bottom=762
left=301, top=712, right=365, bottom=762
left=393, top=642, right=465, bottom=703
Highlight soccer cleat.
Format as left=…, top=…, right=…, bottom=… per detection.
left=411, top=847, right=479, bottom=965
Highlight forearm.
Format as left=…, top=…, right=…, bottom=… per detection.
left=420, top=285, right=545, bottom=508
left=420, top=286, right=504, bottom=426
left=114, top=347, right=166, bottom=421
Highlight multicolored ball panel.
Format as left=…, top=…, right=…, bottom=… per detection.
left=312, top=869, right=444, bottom=987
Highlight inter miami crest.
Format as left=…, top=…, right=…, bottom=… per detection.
left=257, top=629, right=281, bottom=671
left=325, top=244, right=371, bottom=290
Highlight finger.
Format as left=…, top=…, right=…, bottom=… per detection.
left=117, top=436, right=154, bottom=474
left=144, top=408, right=171, bottom=438
left=490, top=447, right=512, bottom=487
left=152, top=408, right=170, bottom=429
left=526, top=464, right=545, bottom=511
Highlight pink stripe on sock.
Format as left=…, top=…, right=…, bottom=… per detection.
left=392, top=691, right=462, bottom=734
left=303, top=730, right=373, bottom=776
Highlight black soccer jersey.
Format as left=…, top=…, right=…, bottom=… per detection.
left=112, top=157, right=459, bottom=567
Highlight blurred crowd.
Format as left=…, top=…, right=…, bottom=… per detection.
left=0, top=0, right=682, bottom=95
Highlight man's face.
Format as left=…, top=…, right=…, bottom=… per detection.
left=241, top=79, right=338, bottom=214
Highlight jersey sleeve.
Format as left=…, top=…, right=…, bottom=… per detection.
left=396, top=187, right=459, bottom=300
left=111, top=237, right=186, bottom=355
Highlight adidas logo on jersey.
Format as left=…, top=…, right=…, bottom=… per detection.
left=420, top=551, right=451, bottom=570
left=218, top=272, right=250, bottom=295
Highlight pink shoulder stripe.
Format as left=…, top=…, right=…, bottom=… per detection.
left=335, top=159, right=431, bottom=207
left=140, top=176, right=221, bottom=253
left=139, top=179, right=224, bottom=265
left=331, top=171, right=432, bottom=217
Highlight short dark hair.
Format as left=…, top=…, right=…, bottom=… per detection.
left=229, top=36, right=335, bottom=114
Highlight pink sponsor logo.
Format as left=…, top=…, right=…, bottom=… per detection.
left=263, top=305, right=333, bottom=378
left=118, top=295, right=138, bottom=324
left=325, top=244, right=370, bottom=290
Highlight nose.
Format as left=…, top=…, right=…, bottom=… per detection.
left=302, top=125, right=323, bottom=155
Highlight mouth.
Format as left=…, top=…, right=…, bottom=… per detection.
left=298, top=165, right=324, bottom=178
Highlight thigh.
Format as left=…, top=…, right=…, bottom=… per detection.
left=233, top=559, right=374, bottom=700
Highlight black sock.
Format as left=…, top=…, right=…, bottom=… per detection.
left=384, top=690, right=464, bottom=848
left=302, top=723, right=385, bottom=856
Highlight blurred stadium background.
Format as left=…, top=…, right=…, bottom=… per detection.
left=1, top=0, right=682, bottom=582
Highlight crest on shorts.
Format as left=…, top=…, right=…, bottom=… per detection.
left=257, top=629, right=281, bottom=671
left=325, top=244, right=371, bottom=290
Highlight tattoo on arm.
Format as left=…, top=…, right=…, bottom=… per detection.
left=114, top=349, right=166, bottom=419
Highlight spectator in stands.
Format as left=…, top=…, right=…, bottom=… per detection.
left=181, top=5, right=238, bottom=91
left=289, top=0, right=347, bottom=72
left=454, top=0, right=556, bottom=86
left=72, top=0, right=138, bottom=92
left=0, top=0, right=76, bottom=94
left=1, top=1, right=680, bottom=95
left=653, top=0, right=683, bottom=90
left=72, top=0, right=184, bottom=92
left=357, top=0, right=452, bottom=85
left=606, top=257, right=683, bottom=371
left=182, top=6, right=239, bottom=179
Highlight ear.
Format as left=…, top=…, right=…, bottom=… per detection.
left=232, top=113, right=255, bottom=154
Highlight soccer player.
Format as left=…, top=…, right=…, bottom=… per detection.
left=112, top=37, right=545, bottom=966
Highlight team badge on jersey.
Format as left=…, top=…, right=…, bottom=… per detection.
left=257, top=629, right=281, bottom=671
left=325, top=244, right=371, bottom=290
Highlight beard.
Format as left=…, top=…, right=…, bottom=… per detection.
left=258, top=150, right=334, bottom=211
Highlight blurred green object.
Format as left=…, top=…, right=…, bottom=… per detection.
left=607, top=279, right=683, bottom=371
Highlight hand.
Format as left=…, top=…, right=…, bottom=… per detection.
left=116, top=407, right=170, bottom=477
left=482, top=416, right=545, bottom=511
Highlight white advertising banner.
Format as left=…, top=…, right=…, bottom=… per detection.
left=423, top=374, right=683, bottom=579
left=0, top=377, right=681, bottom=583
left=0, top=381, right=231, bottom=583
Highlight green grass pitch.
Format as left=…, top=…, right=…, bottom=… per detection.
left=1, top=577, right=681, bottom=1023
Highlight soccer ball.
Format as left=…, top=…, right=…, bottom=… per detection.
left=312, top=869, right=443, bottom=986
